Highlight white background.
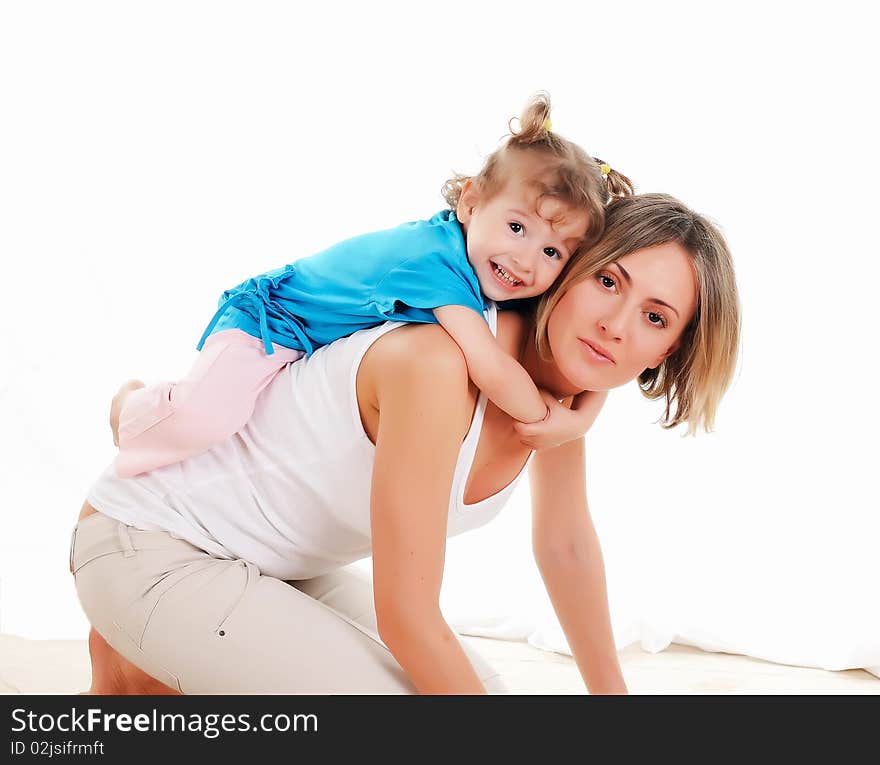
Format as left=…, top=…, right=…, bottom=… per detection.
left=1, top=1, right=877, bottom=672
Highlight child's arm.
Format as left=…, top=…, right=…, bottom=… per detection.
left=433, top=305, right=548, bottom=424
left=514, top=389, right=609, bottom=451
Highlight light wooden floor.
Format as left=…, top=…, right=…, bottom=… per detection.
left=1, top=634, right=877, bottom=694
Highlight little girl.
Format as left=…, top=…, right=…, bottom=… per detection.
left=114, top=93, right=633, bottom=477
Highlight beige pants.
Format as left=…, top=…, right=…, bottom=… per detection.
left=70, top=511, right=507, bottom=694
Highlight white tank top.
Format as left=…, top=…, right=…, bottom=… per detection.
left=87, top=305, right=529, bottom=580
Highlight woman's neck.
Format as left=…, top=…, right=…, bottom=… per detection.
left=497, top=310, right=582, bottom=399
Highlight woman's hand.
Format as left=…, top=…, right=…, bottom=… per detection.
left=514, top=389, right=607, bottom=451
left=109, top=379, right=145, bottom=446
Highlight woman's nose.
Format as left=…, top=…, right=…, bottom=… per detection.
left=598, top=310, right=625, bottom=340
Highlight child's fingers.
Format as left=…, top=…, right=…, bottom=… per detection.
left=514, top=424, right=557, bottom=448
left=513, top=420, right=533, bottom=435
left=512, top=421, right=537, bottom=443
left=519, top=435, right=564, bottom=451
left=513, top=420, right=546, bottom=439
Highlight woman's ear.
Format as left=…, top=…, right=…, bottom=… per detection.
left=456, top=180, right=480, bottom=226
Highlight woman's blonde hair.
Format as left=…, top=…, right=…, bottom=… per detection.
left=535, top=193, right=741, bottom=435
left=442, top=92, right=633, bottom=247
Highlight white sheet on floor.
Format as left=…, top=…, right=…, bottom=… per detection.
left=438, top=398, right=880, bottom=682
left=450, top=600, right=880, bottom=680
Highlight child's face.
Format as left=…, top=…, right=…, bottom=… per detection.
left=458, top=178, right=590, bottom=302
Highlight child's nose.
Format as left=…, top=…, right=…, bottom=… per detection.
left=510, top=248, right=534, bottom=275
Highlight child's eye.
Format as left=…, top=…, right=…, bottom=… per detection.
left=598, top=274, right=616, bottom=290
left=508, top=221, right=524, bottom=236
left=543, top=247, right=561, bottom=260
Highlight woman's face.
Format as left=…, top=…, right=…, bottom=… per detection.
left=547, top=241, right=699, bottom=392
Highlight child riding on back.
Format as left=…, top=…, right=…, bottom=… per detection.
left=114, top=92, right=633, bottom=478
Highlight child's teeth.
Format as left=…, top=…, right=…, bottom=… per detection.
left=495, top=265, right=520, bottom=285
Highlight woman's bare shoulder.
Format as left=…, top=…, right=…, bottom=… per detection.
left=355, top=324, right=475, bottom=443
left=366, top=323, right=469, bottom=379
left=356, top=324, right=472, bottom=413
left=365, top=311, right=530, bottom=382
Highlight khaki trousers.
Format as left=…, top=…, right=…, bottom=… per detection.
left=71, top=511, right=506, bottom=694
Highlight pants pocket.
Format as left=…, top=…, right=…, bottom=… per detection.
left=142, top=558, right=259, bottom=641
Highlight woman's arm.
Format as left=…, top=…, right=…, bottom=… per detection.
left=365, top=325, right=488, bottom=694
left=529, top=436, right=628, bottom=694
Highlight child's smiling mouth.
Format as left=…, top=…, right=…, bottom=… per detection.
left=490, top=261, right=523, bottom=289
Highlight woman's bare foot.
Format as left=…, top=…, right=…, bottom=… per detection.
left=84, top=627, right=181, bottom=695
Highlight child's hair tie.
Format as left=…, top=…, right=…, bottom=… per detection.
left=599, top=162, right=611, bottom=177
left=544, top=118, right=552, bottom=133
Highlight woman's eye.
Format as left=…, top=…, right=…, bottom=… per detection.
left=597, top=272, right=667, bottom=328
left=508, top=222, right=524, bottom=236
left=544, top=247, right=561, bottom=260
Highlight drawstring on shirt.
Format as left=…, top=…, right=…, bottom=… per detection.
left=196, top=284, right=314, bottom=357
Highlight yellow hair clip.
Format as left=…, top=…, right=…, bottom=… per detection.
left=599, top=163, right=611, bottom=177
left=544, top=118, right=552, bottom=133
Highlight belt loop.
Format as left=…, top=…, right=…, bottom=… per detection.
left=116, top=522, right=136, bottom=558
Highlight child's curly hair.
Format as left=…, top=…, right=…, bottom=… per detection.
left=442, top=92, right=633, bottom=248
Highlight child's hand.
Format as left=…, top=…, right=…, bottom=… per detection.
left=513, top=389, right=608, bottom=451
left=109, top=379, right=145, bottom=447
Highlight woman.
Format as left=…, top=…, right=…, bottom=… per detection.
left=71, top=194, right=740, bottom=695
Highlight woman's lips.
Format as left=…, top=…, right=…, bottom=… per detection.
left=579, top=338, right=615, bottom=364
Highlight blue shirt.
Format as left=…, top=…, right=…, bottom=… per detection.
left=196, top=210, right=487, bottom=356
